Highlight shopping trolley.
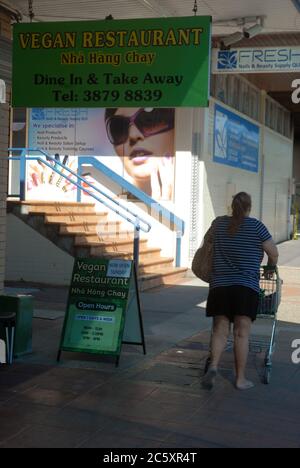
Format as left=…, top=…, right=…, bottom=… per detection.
left=204, top=266, right=282, bottom=385
left=252, top=266, right=282, bottom=384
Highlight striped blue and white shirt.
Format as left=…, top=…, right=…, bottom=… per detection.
left=210, top=216, right=272, bottom=293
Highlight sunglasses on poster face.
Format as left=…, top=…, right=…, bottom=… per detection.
left=106, top=108, right=174, bottom=146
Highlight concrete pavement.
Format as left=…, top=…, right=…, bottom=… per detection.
left=278, top=240, right=300, bottom=268
left=0, top=240, right=299, bottom=448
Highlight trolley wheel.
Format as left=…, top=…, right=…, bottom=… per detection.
left=204, top=357, right=211, bottom=375
left=263, top=366, right=272, bottom=385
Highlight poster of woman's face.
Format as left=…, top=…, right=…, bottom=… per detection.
left=26, top=107, right=175, bottom=202
left=105, top=107, right=175, bottom=201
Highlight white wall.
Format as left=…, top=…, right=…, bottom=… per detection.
left=6, top=214, right=74, bottom=285
left=6, top=102, right=294, bottom=284
left=294, top=138, right=300, bottom=183
left=262, top=128, right=293, bottom=242
left=173, top=108, right=194, bottom=266
left=202, top=99, right=261, bottom=233
left=200, top=98, right=293, bottom=245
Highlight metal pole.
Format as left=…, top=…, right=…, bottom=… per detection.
left=259, top=91, right=267, bottom=221
left=77, top=158, right=82, bottom=202
left=176, top=231, right=182, bottom=267
left=20, top=150, right=26, bottom=201
left=5, top=327, right=9, bottom=364
left=9, top=327, right=15, bottom=364
left=133, top=218, right=140, bottom=276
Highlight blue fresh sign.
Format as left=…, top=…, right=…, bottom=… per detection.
left=213, top=104, right=260, bottom=173
left=213, top=47, right=300, bottom=73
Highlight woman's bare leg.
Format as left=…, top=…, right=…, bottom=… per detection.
left=210, top=316, right=231, bottom=368
left=233, top=316, right=254, bottom=390
left=203, top=316, right=230, bottom=389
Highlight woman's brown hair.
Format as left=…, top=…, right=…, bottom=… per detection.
left=228, top=192, right=252, bottom=235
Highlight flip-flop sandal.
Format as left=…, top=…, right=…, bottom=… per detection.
left=202, top=369, right=217, bottom=390
left=236, top=380, right=255, bottom=391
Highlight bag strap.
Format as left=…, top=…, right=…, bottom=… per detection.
left=204, top=216, right=224, bottom=243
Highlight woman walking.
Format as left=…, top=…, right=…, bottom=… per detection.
left=203, top=192, right=279, bottom=390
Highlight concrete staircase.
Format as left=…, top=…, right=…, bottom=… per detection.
left=7, top=200, right=187, bottom=291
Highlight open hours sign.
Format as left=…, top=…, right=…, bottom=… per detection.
left=12, top=16, right=211, bottom=108
left=58, top=258, right=145, bottom=361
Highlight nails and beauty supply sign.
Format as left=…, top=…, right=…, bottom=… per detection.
left=12, top=16, right=211, bottom=108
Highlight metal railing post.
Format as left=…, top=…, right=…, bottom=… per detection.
left=134, top=218, right=140, bottom=275
left=20, top=149, right=26, bottom=201
left=77, top=158, right=82, bottom=202
left=176, top=231, right=182, bottom=267
left=294, top=207, right=299, bottom=240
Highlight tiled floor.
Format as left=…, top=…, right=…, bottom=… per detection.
left=1, top=258, right=300, bottom=447
left=0, top=322, right=300, bottom=448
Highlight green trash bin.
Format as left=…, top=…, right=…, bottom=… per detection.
left=0, top=295, right=33, bottom=357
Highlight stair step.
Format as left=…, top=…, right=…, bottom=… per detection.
left=88, top=253, right=174, bottom=272
left=22, top=202, right=96, bottom=215
left=9, top=201, right=95, bottom=207
left=90, top=247, right=161, bottom=261
left=75, top=235, right=141, bottom=247
left=59, top=221, right=122, bottom=236
left=60, top=225, right=98, bottom=235
left=139, top=267, right=188, bottom=291
left=61, top=225, right=129, bottom=236
left=138, top=257, right=174, bottom=273
left=89, top=238, right=148, bottom=251
left=7, top=200, right=187, bottom=292
left=60, top=221, right=122, bottom=229
left=45, top=212, right=108, bottom=224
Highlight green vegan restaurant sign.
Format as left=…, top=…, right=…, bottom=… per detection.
left=12, top=16, right=211, bottom=108
left=57, top=258, right=145, bottom=365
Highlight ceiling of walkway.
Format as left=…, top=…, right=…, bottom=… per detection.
left=6, top=0, right=300, bottom=32
left=5, top=0, right=300, bottom=134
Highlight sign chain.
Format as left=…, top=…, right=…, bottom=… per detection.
left=193, top=0, right=198, bottom=16
left=28, top=0, right=35, bottom=22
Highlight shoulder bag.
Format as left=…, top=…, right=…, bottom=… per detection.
left=191, top=218, right=220, bottom=283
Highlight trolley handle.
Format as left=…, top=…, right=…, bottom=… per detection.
left=262, top=265, right=277, bottom=280
left=262, top=265, right=277, bottom=271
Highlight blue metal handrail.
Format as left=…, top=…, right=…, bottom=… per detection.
left=8, top=148, right=152, bottom=269
left=78, top=157, right=185, bottom=233
left=8, top=147, right=185, bottom=267
left=78, top=157, right=185, bottom=267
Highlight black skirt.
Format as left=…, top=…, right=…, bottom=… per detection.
left=206, top=285, right=259, bottom=323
